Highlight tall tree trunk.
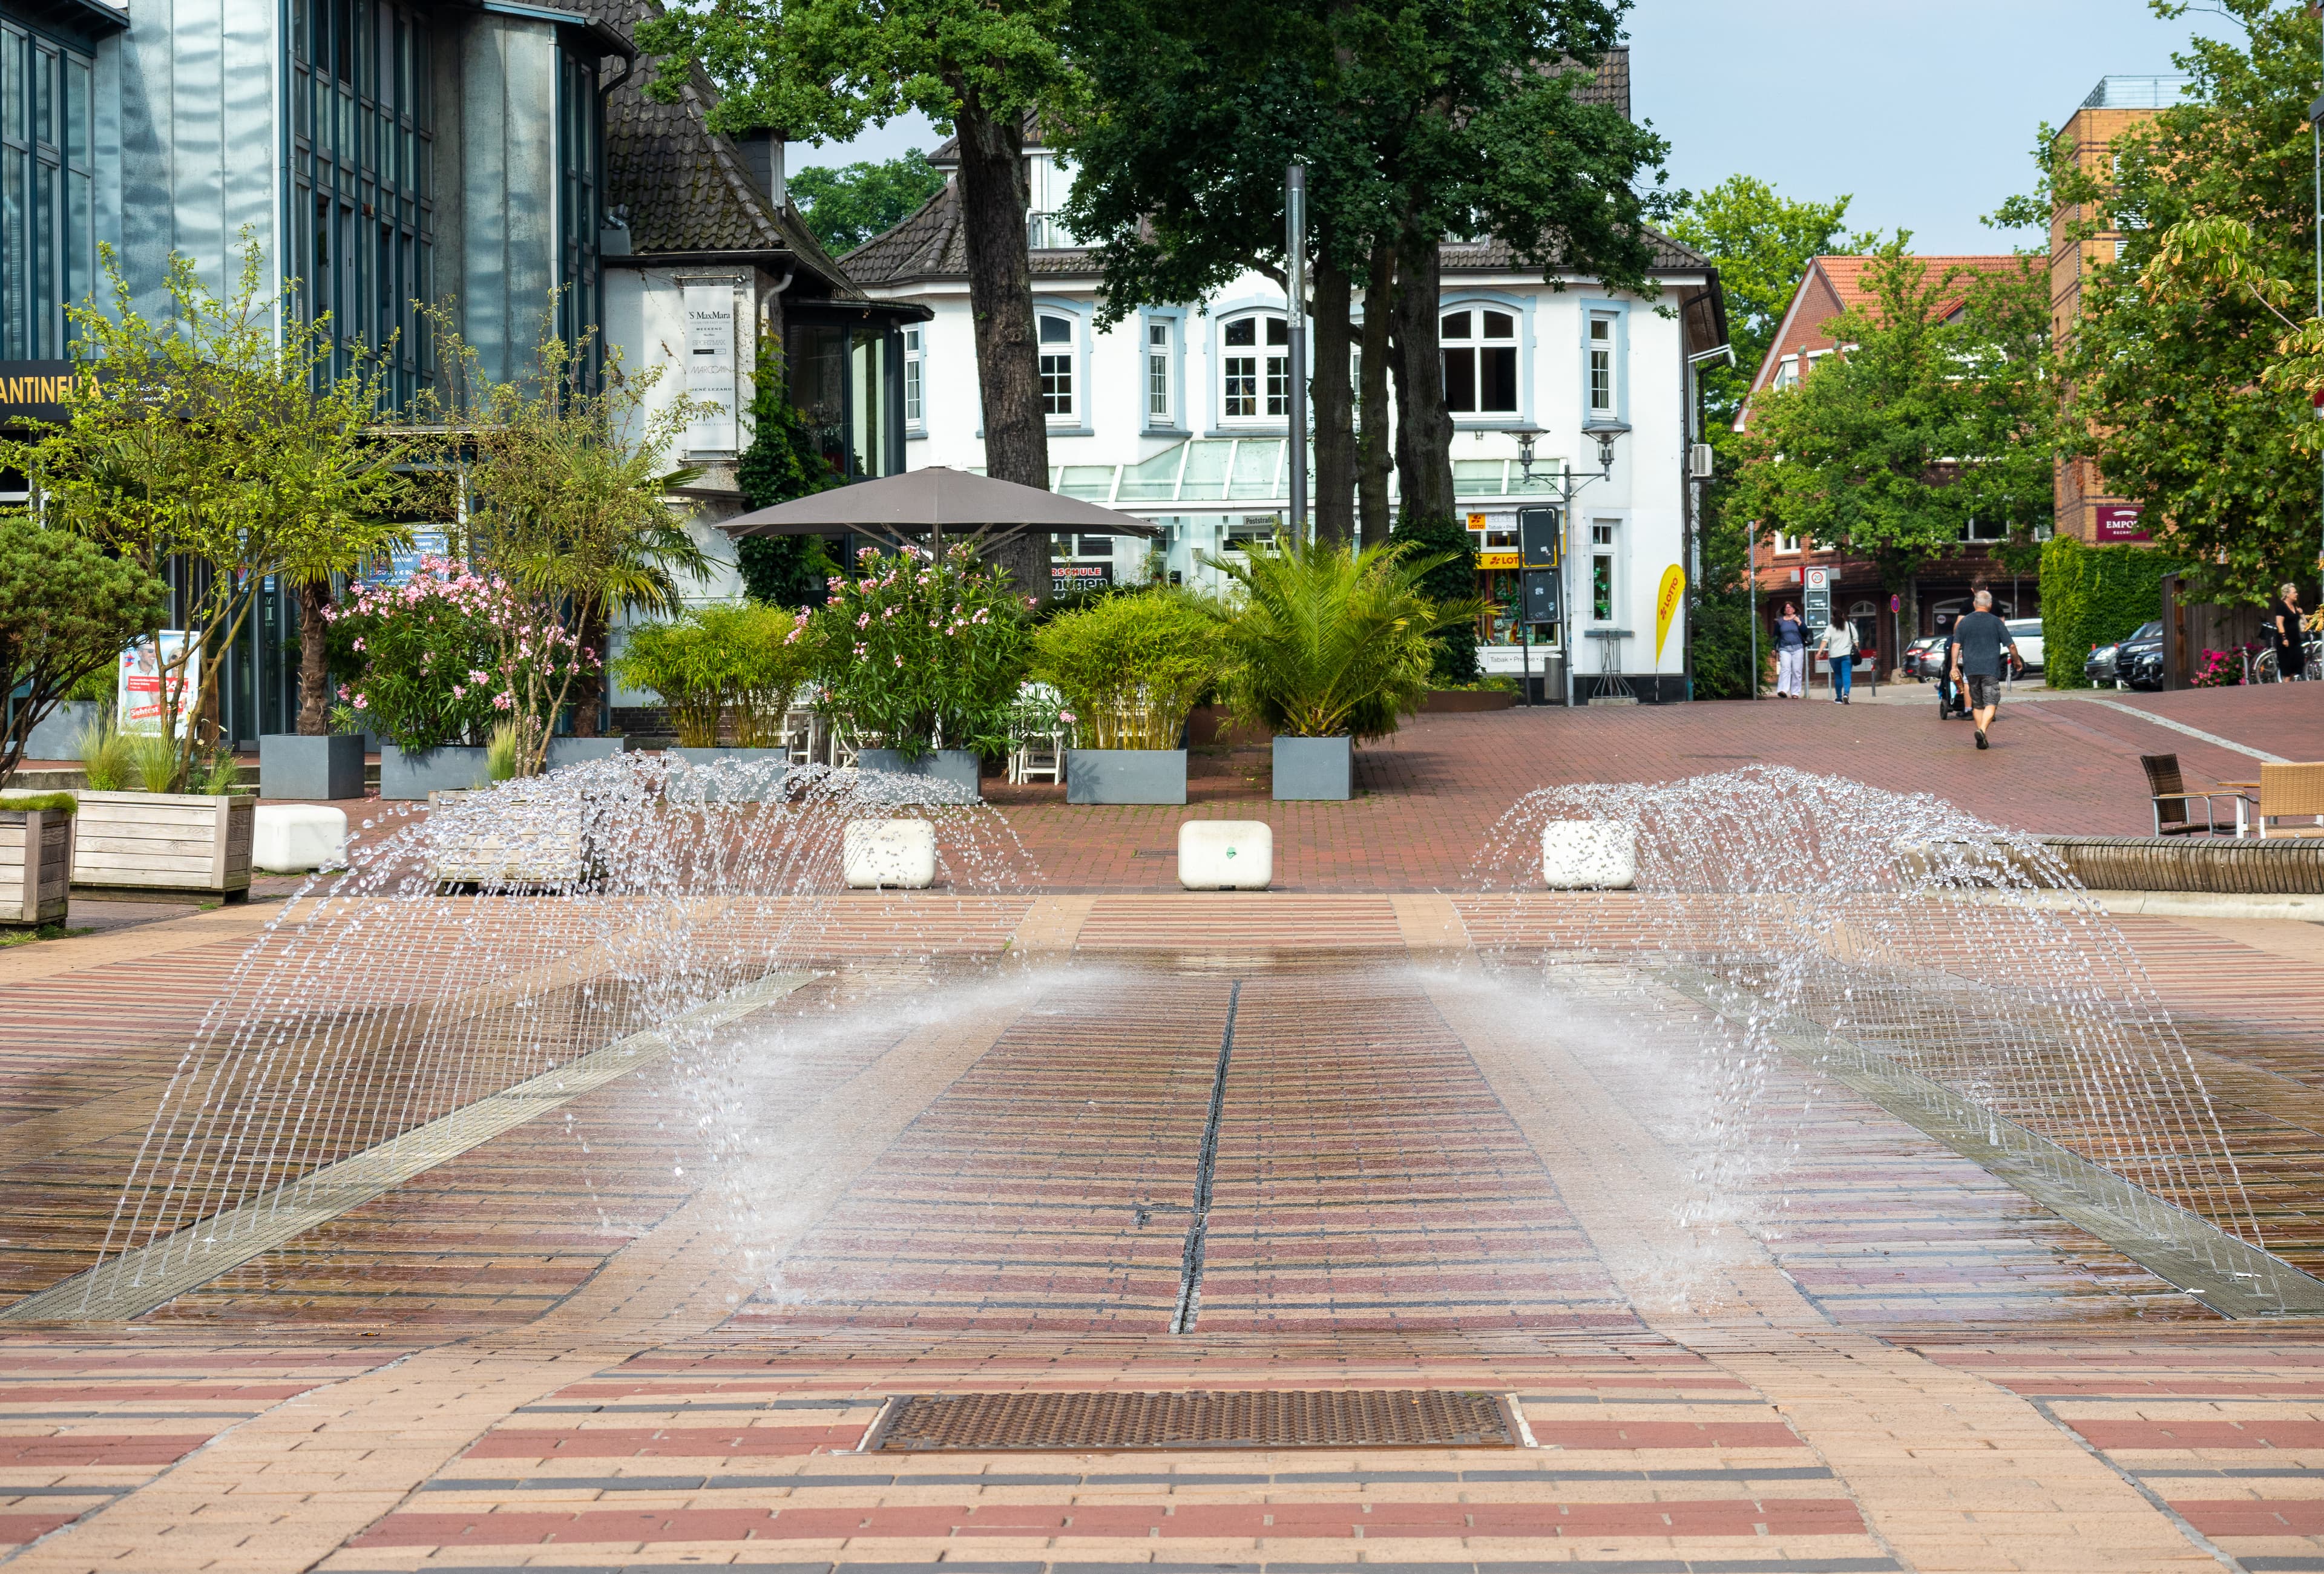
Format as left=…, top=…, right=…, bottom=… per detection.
left=568, top=603, right=606, bottom=738
left=297, top=578, right=333, bottom=735
left=951, top=90, right=1052, bottom=600
left=1390, top=211, right=1454, bottom=522
left=1310, top=250, right=1354, bottom=546
left=1358, top=235, right=1394, bottom=542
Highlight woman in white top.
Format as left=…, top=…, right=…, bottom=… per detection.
left=1818, top=618, right=1857, bottom=704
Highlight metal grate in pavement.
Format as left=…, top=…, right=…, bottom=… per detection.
left=866, top=1389, right=1520, bottom=1452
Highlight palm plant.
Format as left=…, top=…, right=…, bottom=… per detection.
left=1207, top=535, right=1479, bottom=741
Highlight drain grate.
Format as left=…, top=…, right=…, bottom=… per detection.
left=866, top=1389, right=1518, bottom=1452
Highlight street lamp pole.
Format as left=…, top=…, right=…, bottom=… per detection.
left=1512, top=424, right=1625, bottom=706
left=1285, top=164, right=1308, bottom=544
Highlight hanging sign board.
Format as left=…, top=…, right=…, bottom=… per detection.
left=2093, top=505, right=2149, bottom=543
left=119, top=632, right=200, bottom=737
left=681, top=283, right=739, bottom=454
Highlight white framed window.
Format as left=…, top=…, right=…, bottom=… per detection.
left=1590, top=519, right=1619, bottom=622
left=1038, top=312, right=1075, bottom=419
left=902, top=327, right=924, bottom=427
left=1587, top=313, right=1617, bottom=416
left=1077, top=534, right=1115, bottom=557
left=1147, top=320, right=1173, bottom=424
left=1771, top=531, right=1803, bottom=554
left=1221, top=313, right=1288, bottom=422
left=1773, top=355, right=1799, bottom=390
left=1442, top=307, right=1518, bottom=415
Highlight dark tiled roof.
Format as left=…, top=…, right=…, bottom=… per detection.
left=585, top=0, right=861, bottom=293
left=843, top=176, right=1711, bottom=286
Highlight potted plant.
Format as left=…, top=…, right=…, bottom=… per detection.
left=615, top=602, right=810, bottom=762
left=1031, top=589, right=1221, bottom=805
left=0, top=792, right=74, bottom=925
left=327, top=556, right=596, bottom=799
left=1210, top=536, right=1476, bottom=801
left=70, top=718, right=255, bottom=897
left=807, top=546, right=1029, bottom=800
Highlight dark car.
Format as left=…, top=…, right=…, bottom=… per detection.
left=2103, top=620, right=2165, bottom=690
left=1903, top=634, right=1948, bottom=681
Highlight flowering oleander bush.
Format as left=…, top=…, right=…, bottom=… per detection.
left=324, top=555, right=596, bottom=756
left=2190, top=643, right=2253, bottom=688
left=807, top=545, right=1030, bottom=758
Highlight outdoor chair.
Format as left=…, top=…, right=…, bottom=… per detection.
left=830, top=728, right=884, bottom=769
left=2246, top=761, right=2324, bottom=839
left=780, top=708, right=819, bottom=766
left=2140, top=753, right=2242, bottom=836
left=1011, top=729, right=1066, bottom=785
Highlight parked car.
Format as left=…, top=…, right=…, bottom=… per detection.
left=1903, top=634, right=1948, bottom=681
left=2006, top=617, right=2044, bottom=674
left=2116, top=620, right=2165, bottom=690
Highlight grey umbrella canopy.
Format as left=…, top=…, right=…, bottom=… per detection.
left=715, top=466, right=1160, bottom=557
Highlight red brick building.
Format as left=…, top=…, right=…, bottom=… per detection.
left=1737, top=254, right=2038, bottom=674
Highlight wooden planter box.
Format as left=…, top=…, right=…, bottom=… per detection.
left=71, top=791, right=254, bottom=899
left=0, top=805, right=73, bottom=924
left=424, top=789, right=599, bottom=888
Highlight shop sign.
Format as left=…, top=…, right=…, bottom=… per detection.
left=0, top=361, right=91, bottom=425
left=1478, top=551, right=1518, bottom=569
left=1654, top=566, right=1686, bottom=663
left=1052, top=563, right=1113, bottom=594
left=2093, top=504, right=2148, bottom=543
left=1465, top=512, right=1489, bottom=530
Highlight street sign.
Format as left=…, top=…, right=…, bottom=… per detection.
left=1804, top=567, right=1831, bottom=634
left=1518, top=507, right=1560, bottom=571
left=1523, top=571, right=1558, bottom=626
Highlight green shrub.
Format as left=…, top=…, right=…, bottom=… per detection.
left=1386, top=513, right=1481, bottom=684
left=129, top=730, right=184, bottom=793
left=2040, top=536, right=2186, bottom=689
left=1029, top=591, right=1223, bottom=750
left=486, top=719, right=528, bottom=781
left=615, top=602, right=813, bottom=747
left=807, top=547, right=1030, bottom=758
left=1209, top=535, right=1479, bottom=741
left=75, top=717, right=130, bottom=790
left=0, top=792, right=75, bottom=814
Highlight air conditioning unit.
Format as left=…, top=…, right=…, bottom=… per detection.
left=1689, top=442, right=1714, bottom=479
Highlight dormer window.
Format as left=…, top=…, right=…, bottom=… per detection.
left=1038, top=312, right=1075, bottom=418
left=1442, top=308, right=1517, bottom=415
left=1221, top=313, right=1288, bottom=422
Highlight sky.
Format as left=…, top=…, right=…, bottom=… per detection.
left=789, top=0, right=2223, bottom=258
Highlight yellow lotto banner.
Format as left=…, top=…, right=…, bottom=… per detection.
left=1654, top=565, right=1686, bottom=663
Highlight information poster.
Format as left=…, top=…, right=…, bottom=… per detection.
left=682, top=283, right=738, bottom=453
left=119, top=632, right=200, bottom=736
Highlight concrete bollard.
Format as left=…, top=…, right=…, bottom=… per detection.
left=1541, top=820, right=1636, bottom=890
left=254, top=804, right=350, bottom=873
left=843, top=818, right=937, bottom=889
left=1179, top=820, right=1272, bottom=890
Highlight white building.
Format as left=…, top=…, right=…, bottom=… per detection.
left=841, top=65, right=1729, bottom=700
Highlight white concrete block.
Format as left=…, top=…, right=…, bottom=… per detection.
left=1541, top=820, right=1636, bottom=889
left=254, top=804, right=349, bottom=873
left=1179, top=819, right=1272, bottom=890
left=843, top=818, right=937, bottom=889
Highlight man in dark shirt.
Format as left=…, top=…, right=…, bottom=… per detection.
left=1948, top=589, right=2020, bottom=750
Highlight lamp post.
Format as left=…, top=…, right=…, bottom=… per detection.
left=1510, top=423, right=1626, bottom=706
left=1285, top=164, right=1308, bottom=544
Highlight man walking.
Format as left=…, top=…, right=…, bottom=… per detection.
left=1949, top=590, right=2021, bottom=750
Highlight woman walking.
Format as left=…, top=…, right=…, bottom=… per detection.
left=1819, top=617, right=1857, bottom=703
left=2273, top=582, right=2308, bottom=681
left=1773, top=603, right=1807, bottom=698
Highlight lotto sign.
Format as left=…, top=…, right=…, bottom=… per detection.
left=1654, top=565, right=1686, bottom=663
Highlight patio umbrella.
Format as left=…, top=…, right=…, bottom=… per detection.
left=716, top=466, right=1161, bottom=559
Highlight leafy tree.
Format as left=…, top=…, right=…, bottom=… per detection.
left=638, top=0, right=1079, bottom=597
left=790, top=151, right=948, bottom=252
left=1666, top=176, right=1876, bottom=697
left=1, top=238, right=413, bottom=781
left=2002, top=0, right=2319, bottom=603
left=1059, top=0, right=1670, bottom=538
left=1728, top=243, right=2056, bottom=623
left=0, top=519, right=170, bottom=787
left=736, top=341, right=843, bottom=608
left=1386, top=511, right=1480, bottom=683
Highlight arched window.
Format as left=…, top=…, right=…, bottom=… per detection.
left=1220, top=313, right=1288, bottom=421
left=1038, top=312, right=1075, bottom=418
left=1442, top=307, right=1517, bottom=415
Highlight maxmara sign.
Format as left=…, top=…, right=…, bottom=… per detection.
left=0, top=362, right=94, bottom=425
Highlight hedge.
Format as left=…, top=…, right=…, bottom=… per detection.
left=2039, top=536, right=2185, bottom=689
left=0, top=793, right=75, bottom=815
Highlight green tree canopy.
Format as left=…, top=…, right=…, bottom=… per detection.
left=790, top=151, right=948, bottom=252
left=1728, top=243, right=2056, bottom=598
left=0, top=519, right=170, bottom=787
left=2012, top=0, right=2319, bottom=602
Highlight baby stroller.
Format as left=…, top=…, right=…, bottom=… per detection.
left=1935, top=665, right=1969, bottom=720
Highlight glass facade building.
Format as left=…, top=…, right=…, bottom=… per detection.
left=0, top=5, right=105, bottom=360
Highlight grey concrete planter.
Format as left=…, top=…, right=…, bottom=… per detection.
left=0, top=802, right=72, bottom=923
left=379, top=744, right=491, bottom=800
left=24, top=701, right=98, bottom=762
left=856, top=748, right=982, bottom=802
left=260, top=733, right=366, bottom=800
left=666, top=746, right=792, bottom=802
left=546, top=735, right=635, bottom=769
left=71, top=790, right=254, bottom=897
left=1273, top=735, right=1352, bottom=801
left=1066, top=749, right=1187, bottom=806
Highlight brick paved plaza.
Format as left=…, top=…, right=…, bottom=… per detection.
left=6, top=690, right=2324, bottom=1574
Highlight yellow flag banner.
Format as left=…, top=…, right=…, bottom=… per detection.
left=1654, top=565, right=1686, bottom=664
